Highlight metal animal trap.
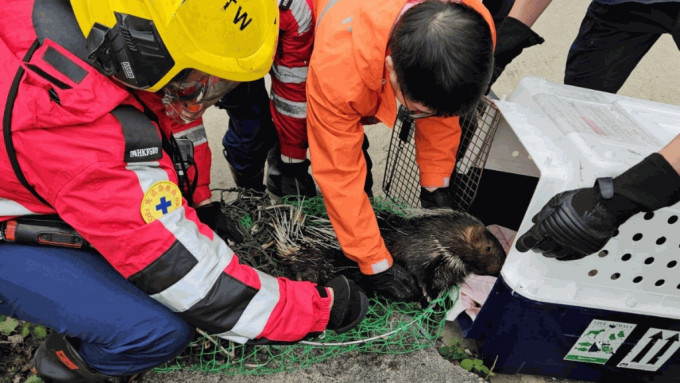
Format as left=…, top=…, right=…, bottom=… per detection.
left=382, top=96, right=501, bottom=210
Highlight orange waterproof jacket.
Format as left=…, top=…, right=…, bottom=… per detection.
left=307, top=0, right=494, bottom=274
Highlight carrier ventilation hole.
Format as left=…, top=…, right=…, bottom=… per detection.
left=644, top=212, right=655, bottom=220
left=622, top=253, right=632, bottom=261
left=598, top=250, right=608, bottom=258
left=611, top=273, right=620, bottom=280
left=588, top=269, right=598, bottom=277
left=613, top=229, right=620, bottom=237
left=655, top=280, right=665, bottom=287
left=669, top=215, right=678, bottom=224
left=644, top=257, right=655, bottom=265
left=633, top=233, right=643, bottom=241
left=656, top=237, right=666, bottom=245
left=633, top=276, right=643, bottom=283
left=668, top=260, right=677, bottom=268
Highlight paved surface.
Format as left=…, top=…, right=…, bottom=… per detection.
left=142, top=1, right=680, bottom=381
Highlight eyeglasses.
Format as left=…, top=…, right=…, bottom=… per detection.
left=407, top=110, right=436, bottom=120
left=162, top=69, right=240, bottom=124
left=400, top=89, right=437, bottom=120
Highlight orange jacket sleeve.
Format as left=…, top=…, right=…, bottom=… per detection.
left=306, top=76, right=393, bottom=275
left=415, top=116, right=461, bottom=188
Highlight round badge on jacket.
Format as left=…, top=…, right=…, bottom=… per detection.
left=141, top=181, right=183, bottom=223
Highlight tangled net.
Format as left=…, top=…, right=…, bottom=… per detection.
left=155, top=189, right=457, bottom=376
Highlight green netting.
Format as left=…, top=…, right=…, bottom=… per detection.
left=155, top=190, right=457, bottom=375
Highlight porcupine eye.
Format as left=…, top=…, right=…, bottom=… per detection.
left=485, top=246, right=491, bottom=252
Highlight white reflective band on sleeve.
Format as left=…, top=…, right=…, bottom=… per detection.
left=127, top=162, right=235, bottom=312
left=371, top=259, right=390, bottom=274
left=126, top=162, right=167, bottom=192
left=173, top=124, right=208, bottom=146
left=215, top=270, right=280, bottom=343
left=281, top=154, right=305, bottom=163
left=271, top=64, right=308, bottom=84
left=272, top=92, right=307, bottom=119
left=288, top=0, right=313, bottom=34
left=151, top=206, right=234, bottom=312
left=0, top=198, right=36, bottom=217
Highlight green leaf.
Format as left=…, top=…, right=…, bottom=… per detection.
left=25, top=376, right=44, bottom=383
left=452, top=352, right=468, bottom=360
left=33, top=325, right=48, bottom=339
left=0, top=315, right=6, bottom=322
left=472, top=358, right=484, bottom=366
left=479, top=366, right=491, bottom=375
left=438, top=346, right=450, bottom=356
left=459, top=359, right=474, bottom=371
left=22, top=323, right=31, bottom=337
left=0, top=317, right=19, bottom=335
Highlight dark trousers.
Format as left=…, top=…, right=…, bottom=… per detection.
left=0, top=244, right=193, bottom=376
left=565, top=1, right=680, bottom=93
left=217, top=79, right=277, bottom=174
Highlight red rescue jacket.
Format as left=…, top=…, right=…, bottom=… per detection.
left=271, top=0, right=316, bottom=160
left=0, top=0, right=330, bottom=342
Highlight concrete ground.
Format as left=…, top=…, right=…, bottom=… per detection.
left=143, top=1, right=680, bottom=382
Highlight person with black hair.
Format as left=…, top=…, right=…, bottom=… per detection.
left=305, top=0, right=496, bottom=300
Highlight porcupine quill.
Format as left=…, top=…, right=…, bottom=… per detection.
left=270, top=206, right=506, bottom=301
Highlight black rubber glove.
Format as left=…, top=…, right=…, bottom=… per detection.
left=488, top=17, right=545, bottom=91
left=195, top=201, right=244, bottom=243
left=516, top=154, right=680, bottom=260
left=361, top=264, right=419, bottom=301
left=323, top=275, right=369, bottom=334
left=267, top=159, right=317, bottom=198
left=420, top=187, right=454, bottom=209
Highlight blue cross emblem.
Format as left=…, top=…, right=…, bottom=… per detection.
left=155, top=197, right=172, bottom=215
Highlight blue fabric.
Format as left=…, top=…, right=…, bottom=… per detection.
left=0, top=244, right=193, bottom=376
left=217, top=78, right=277, bottom=173
left=565, top=0, right=680, bottom=92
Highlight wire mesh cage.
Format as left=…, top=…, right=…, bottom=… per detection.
left=382, top=97, right=502, bottom=210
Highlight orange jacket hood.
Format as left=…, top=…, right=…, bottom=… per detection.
left=312, top=0, right=407, bottom=126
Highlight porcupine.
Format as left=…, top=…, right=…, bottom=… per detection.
left=270, top=206, right=506, bottom=301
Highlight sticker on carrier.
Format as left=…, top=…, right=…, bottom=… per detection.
left=564, top=319, right=637, bottom=365
left=617, top=328, right=680, bottom=371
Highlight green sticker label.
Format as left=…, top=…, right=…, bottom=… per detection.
left=565, top=319, right=636, bottom=365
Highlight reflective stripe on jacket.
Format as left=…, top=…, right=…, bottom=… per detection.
left=271, top=0, right=315, bottom=160
left=0, top=0, right=330, bottom=342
